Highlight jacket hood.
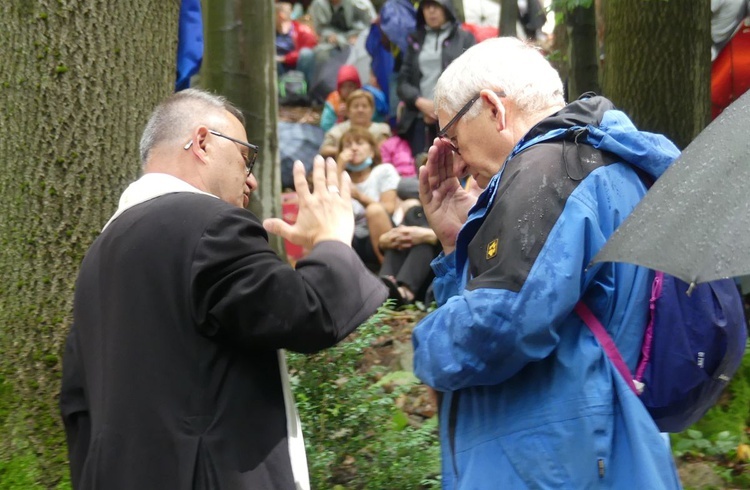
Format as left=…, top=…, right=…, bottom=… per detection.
left=336, top=65, right=362, bottom=91
left=416, top=0, right=458, bottom=29
left=521, top=94, right=680, bottom=181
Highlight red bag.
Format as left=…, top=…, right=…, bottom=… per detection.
left=711, top=17, right=750, bottom=119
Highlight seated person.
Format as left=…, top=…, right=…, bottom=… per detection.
left=321, top=67, right=390, bottom=131
left=309, top=0, right=376, bottom=64
left=380, top=134, right=416, bottom=177
left=320, top=65, right=362, bottom=132
left=275, top=2, right=318, bottom=85
left=320, top=89, right=392, bottom=158
left=379, top=204, right=440, bottom=306
left=337, top=127, right=400, bottom=269
left=380, top=175, right=483, bottom=306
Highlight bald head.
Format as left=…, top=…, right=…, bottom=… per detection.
left=139, top=89, right=245, bottom=167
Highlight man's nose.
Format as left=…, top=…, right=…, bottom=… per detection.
left=453, top=153, right=469, bottom=179
left=247, top=173, right=258, bottom=192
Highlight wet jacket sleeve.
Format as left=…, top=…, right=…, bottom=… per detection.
left=430, top=251, right=460, bottom=305
left=191, top=207, right=387, bottom=354
left=413, top=193, right=607, bottom=391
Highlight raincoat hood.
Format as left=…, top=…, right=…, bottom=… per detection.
left=415, top=0, right=458, bottom=28
left=336, top=64, right=362, bottom=91
left=520, top=95, right=681, bottom=181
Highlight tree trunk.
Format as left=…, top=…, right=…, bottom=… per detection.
left=202, top=0, right=284, bottom=255
left=452, top=0, right=466, bottom=24
left=567, top=4, right=600, bottom=100
left=548, top=5, right=570, bottom=100
left=500, top=0, right=518, bottom=37
left=0, top=0, right=178, bottom=485
left=602, top=0, right=711, bottom=149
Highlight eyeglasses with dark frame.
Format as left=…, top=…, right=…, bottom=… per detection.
left=183, top=129, right=260, bottom=176
left=436, top=91, right=506, bottom=155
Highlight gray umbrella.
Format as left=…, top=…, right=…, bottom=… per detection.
left=592, top=89, right=750, bottom=288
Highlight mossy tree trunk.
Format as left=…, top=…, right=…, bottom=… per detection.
left=0, top=1, right=178, bottom=486
left=202, top=0, right=284, bottom=255
left=602, top=0, right=711, bottom=149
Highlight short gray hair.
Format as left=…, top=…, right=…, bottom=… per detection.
left=138, top=88, right=245, bottom=165
left=434, top=37, right=565, bottom=123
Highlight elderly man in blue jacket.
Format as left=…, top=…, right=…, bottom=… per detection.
left=413, top=37, right=683, bottom=489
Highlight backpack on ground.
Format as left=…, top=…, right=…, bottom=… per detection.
left=278, top=70, right=310, bottom=107
left=577, top=270, right=748, bottom=433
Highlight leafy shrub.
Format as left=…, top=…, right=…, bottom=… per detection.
left=288, top=307, right=440, bottom=489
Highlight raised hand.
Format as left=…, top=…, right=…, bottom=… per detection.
left=419, top=139, right=478, bottom=254
left=263, top=156, right=354, bottom=249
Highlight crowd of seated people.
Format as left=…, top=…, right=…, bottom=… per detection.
left=276, top=0, right=547, bottom=306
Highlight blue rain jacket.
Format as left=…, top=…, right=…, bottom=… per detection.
left=413, top=96, right=683, bottom=489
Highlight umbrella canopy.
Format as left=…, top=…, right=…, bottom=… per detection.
left=592, top=89, right=750, bottom=286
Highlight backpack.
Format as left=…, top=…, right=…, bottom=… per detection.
left=576, top=272, right=748, bottom=433
left=278, top=70, right=310, bottom=107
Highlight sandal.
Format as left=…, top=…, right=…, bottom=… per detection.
left=380, top=276, right=406, bottom=308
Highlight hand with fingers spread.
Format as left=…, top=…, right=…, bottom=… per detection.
left=263, top=156, right=354, bottom=249
left=419, top=138, right=478, bottom=255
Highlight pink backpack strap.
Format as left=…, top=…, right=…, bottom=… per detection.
left=634, top=271, right=663, bottom=381
left=574, top=302, right=639, bottom=395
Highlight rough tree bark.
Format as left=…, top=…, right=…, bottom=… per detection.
left=602, top=0, right=711, bottom=149
left=0, top=0, right=178, bottom=485
left=202, top=0, right=285, bottom=255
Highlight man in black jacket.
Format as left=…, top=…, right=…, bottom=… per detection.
left=60, top=88, right=387, bottom=489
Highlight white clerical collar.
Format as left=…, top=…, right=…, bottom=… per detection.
left=102, top=173, right=217, bottom=231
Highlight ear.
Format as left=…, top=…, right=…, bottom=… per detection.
left=187, top=126, right=211, bottom=164
left=480, top=89, right=505, bottom=132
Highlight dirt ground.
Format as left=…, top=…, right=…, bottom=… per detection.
left=362, top=308, right=437, bottom=420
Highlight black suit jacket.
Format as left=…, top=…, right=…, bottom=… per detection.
left=60, top=192, right=387, bottom=489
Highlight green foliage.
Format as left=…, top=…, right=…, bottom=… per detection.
left=691, top=340, right=750, bottom=440
left=0, top=453, right=42, bottom=490
left=672, top=430, right=740, bottom=459
left=550, top=0, right=594, bottom=9
left=550, top=0, right=594, bottom=23
left=671, top=344, right=750, bottom=488
left=288, top=308, right=440, bottom=489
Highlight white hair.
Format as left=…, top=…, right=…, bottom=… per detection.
left=434, top=37, right=565, bottom=122
left=138, top=88, right=244, bottom=166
